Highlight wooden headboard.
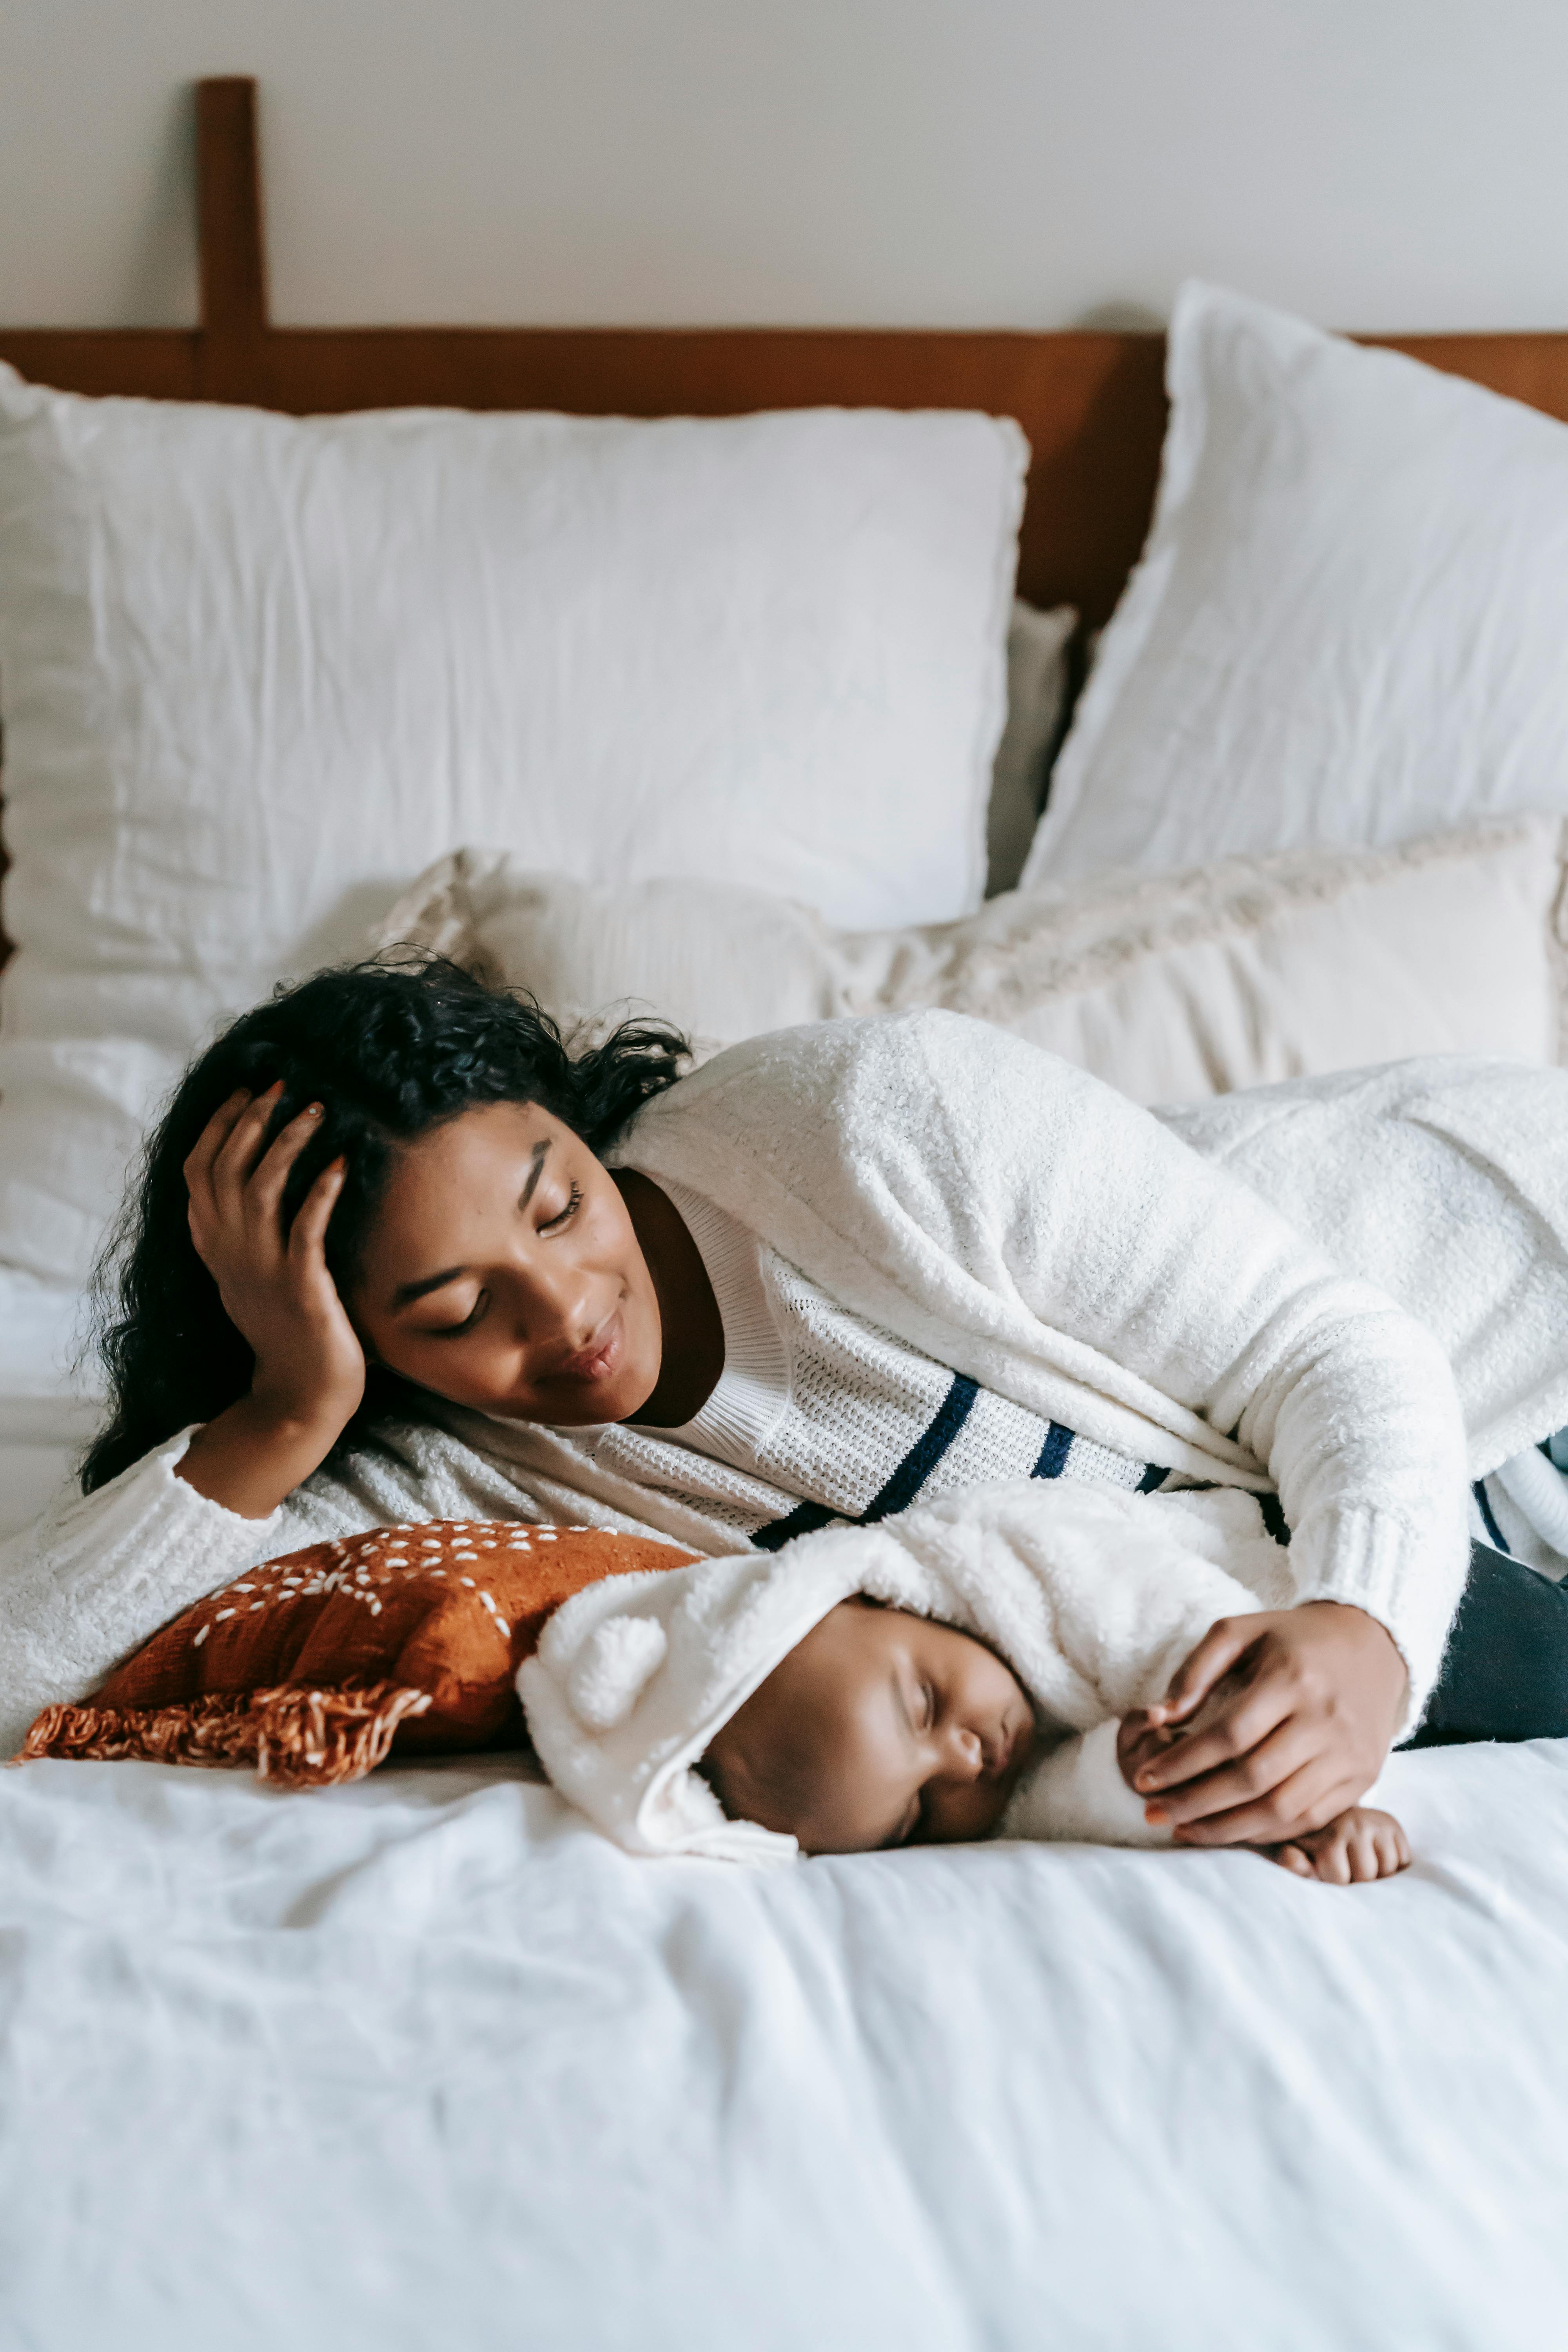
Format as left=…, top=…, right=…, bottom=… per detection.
left=6, top=79, right=1568, bottom=630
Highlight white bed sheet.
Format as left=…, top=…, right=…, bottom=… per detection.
left=1, top=1738, right=1563, bottom=2350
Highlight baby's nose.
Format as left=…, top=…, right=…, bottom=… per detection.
left=942, top=1721, right=984, bottom=1781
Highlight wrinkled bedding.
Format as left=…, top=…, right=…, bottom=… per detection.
left=1, top=1740, right=1564, bottom=2350
left=2, top=1279, right=1565, bottom=2348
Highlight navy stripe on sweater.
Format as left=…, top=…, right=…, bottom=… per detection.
left=1031, top=1422, right=1074, bottom=1480
left=752, top=1374, right=980, bottom=1552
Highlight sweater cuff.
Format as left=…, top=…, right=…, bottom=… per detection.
left=65, top=1424, right=287, bottom=1549
left=1290, top=1504, right=1468, bottom=1739
left=1, top=1428, right=289, bottom=1759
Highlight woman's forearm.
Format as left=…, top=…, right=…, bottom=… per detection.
left=176, top=1395, right=352, bottom=1520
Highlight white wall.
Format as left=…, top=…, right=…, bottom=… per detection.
left=3, top=0, right=1566, bottom=335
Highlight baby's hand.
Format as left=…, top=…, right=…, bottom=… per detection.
left=1265, top=1806, right=1410, bottom=1884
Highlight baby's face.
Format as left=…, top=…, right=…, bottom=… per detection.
left=701, top=1600, right=1039, bottom=1855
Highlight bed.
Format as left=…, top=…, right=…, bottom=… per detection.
left=2, top=80, right=1566, bottom=2352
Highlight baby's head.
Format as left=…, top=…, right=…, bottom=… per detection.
left=699, top=1598, right=1040, bottom=1855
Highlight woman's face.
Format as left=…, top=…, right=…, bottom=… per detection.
left=350, top=1101, right=663, bottom=1426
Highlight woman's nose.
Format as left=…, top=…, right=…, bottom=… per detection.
left=514, top=1255, right=597, bottom=1344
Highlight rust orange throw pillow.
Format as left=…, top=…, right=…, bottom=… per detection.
left=20, top=1520, right=694, bottom=1789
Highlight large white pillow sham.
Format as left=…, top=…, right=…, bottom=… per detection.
left=373, top=815, right=1566, bottom=1104
left=1021, top=282, right=1568, bottom=888
left=0, top=371, right=1025, bottom=1281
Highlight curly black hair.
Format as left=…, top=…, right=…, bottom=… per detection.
left=81, top=956, right=690, bottom=1494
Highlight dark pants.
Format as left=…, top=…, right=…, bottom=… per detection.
left=1401, top=1541, right=1568, bottom=1749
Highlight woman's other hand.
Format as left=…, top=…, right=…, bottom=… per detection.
left=176, top=1085, right=365, bottom=1517
left=1115, top=1602, right=1408, bottom=1848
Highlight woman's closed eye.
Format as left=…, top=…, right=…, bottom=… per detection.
left=540, top=1180, right=583, bottom=1235
left=432, top=1290, right=488, bottom=1339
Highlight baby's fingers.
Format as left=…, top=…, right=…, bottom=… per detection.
left=1365, top=1813, right=1412, bottom=1879
left=1269, top=1842, right=1316, bottom=1878
left=1312, top=1833, right=1354, bottom=1886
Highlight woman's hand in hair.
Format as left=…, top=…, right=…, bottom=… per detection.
left=175, top=1085, right=365, bottom=1518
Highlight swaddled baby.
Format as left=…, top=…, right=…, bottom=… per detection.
left=698, top=1596, right=1409, bottom=1883
left=518, top=1478, right=1413, bottom=1882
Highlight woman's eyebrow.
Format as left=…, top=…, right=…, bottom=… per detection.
left=391, top=1264, right=466, bottom=1308
left=519, top=1138, right=550, bottom=1207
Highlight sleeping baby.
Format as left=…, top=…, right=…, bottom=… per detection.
left=518, top=1477, right=1414, bottom=1882
left=697, top=1596, right=1408, bottom=1882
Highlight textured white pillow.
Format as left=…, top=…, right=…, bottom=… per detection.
left=375, top=816, right=1566, bottom=1102
left=1022, top=283, right=1568, bottom=888
left=0, top=370, right=1024, bottom=1280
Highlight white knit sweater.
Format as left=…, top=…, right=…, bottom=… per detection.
left=13, top=1013, right=1565, bottom=1757
left=604, top=1178, right=1178, bottom=1545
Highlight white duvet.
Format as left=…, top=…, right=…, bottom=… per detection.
left=1, top=1740, right=1563, bottom=2350
left=2, top=1241, right=1565, bottom=2347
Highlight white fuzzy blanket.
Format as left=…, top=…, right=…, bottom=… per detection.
left=519, top=1478, right=1297, bottom=1864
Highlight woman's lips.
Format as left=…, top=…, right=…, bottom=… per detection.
left=553, top=1312, right=624, bottom=1387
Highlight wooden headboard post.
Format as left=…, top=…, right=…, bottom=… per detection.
left=195, top=77, right=271, bottom=403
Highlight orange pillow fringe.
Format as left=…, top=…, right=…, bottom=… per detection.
left=18, top=1680, right=437, bottom=1788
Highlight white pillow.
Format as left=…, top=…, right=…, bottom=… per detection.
left=1021, top=282, right=1568, bottom=888
left=374, top=816, right=1566, bottom=1103
left=987, top=603, right=1076, bottom=897
left=0, top=371, right=1024, bottom=1280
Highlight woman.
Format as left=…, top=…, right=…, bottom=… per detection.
left=5, top=957, right=1565, bottom=1832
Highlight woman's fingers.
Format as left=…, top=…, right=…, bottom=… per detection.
left=1160, top=1617, right=1259, bottom=1722
left=1142, top=1711, right=1317, bottom=1828
left=288, top=1156, right=347, bottom=1264
left=1169, top=1759, right=1354, bottom=1849
left=245, top=1101, right=327, bottom=1225
left=183, top=1087, right=254, bottom=1201
left=1116, top=1711, right=1169, bottom=1789
left=1134, top=1668, right=1293, bottom=1798
left=208, top=1081, right=286, bottom=1208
